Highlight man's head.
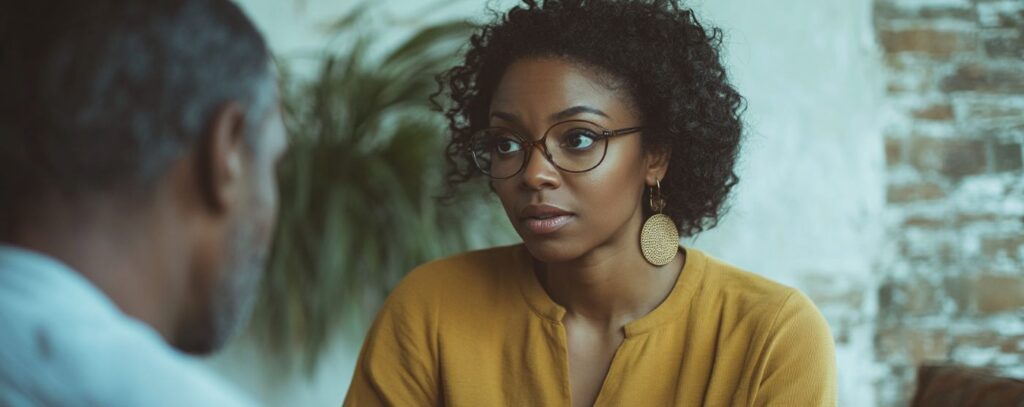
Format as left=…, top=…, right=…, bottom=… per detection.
left=0, top=0, right=288, bottom=353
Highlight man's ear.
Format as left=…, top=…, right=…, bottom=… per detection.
left=197, top=102, right=248, bottom=213
left=644, top=144, right=672, bottom=185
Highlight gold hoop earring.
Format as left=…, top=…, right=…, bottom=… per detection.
left=640, top=179, right=680, bottom=266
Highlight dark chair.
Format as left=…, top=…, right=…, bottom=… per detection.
left=911, top=365, right=1024, bottom=407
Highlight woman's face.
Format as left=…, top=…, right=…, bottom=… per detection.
left=488, top=57, right=666, bottom=263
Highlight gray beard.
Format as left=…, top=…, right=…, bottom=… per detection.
left=208, top=222, right=267, bottom=350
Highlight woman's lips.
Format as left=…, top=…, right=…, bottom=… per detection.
left=522, top=214, right=575, bottom=235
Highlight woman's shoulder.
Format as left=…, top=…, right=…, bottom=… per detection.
left=698, top=251, right=799, bottom=305
left=694, top=252, right=837, bottom=400
left=382, top=244, right=526, bottom=310
left=414, top=244, right=523, bottom=274
left=694, top=250, right=828, bottom=331
left=404, top=244, right=523, bottom=286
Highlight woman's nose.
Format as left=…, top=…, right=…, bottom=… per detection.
left=519, top=142, right=561, bottom=190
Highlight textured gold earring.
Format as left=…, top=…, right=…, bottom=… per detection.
left=640, top=179, right=679, bottom=266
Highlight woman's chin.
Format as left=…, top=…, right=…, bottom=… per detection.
left=521, top=238, right=585, bottom=264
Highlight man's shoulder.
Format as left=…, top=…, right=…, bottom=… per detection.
left=0, top=246, right=255, bottom=407
left=0, top=300, right=255, bottom=407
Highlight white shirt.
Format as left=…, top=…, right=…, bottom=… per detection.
left=0, top=245, right=257, bottom=407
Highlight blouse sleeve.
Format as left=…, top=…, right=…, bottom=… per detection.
left=343, top=269, right=440, bottom=407
left=754, top=290, right=838, bottom=407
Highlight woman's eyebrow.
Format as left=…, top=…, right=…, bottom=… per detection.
left=550, top=105, right=610, bottom=122
left=489, top=110, right=520, bottom=123
left=490, top=105, right=610, bottom=124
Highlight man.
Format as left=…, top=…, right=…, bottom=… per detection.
left=0, top=0, right=287, bottom=405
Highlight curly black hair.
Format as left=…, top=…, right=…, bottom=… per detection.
left=436, top=0, right=744, bottom=237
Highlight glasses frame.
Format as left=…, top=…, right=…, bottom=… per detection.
left=470, top=119, right=644, bottom=179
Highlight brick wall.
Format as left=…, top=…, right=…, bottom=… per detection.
left=875, top=0, right=1024, bottom=405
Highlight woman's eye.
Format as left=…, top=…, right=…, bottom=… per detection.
left=563, top=131, right=597, bottom=150
left=495, top=139, right=522, bottom=154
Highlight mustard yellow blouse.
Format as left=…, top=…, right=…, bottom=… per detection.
left=343, top=245, right=837, bottom=406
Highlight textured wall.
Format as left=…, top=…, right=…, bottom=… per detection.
left=874, top=0, right=1024, bottom=405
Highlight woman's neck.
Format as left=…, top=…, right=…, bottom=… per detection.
left=535, top=232, right=685, bottom=330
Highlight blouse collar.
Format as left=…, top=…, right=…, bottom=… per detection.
left=514, top=244, right=708, bottom=337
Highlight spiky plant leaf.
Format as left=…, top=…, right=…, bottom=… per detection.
left=249, top=4, right=516, bottom=373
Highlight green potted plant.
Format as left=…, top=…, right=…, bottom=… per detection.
left=251, top=7, right=515, bottom=371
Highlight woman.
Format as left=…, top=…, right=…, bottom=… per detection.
left=344, top=1, right=836, bottom=406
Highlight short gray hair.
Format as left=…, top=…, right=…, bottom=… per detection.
left=0, top=0, right=275, bottom=197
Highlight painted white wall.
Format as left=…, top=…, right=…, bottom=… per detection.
left=686, top=1, right=886, bottom=405
left=206, top=1, right=888, bottom=405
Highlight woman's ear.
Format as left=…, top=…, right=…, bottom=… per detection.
left=644, top=144, right=671, bottom=185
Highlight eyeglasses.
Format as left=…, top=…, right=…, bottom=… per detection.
left=469, top=120, right=643, bottom=179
